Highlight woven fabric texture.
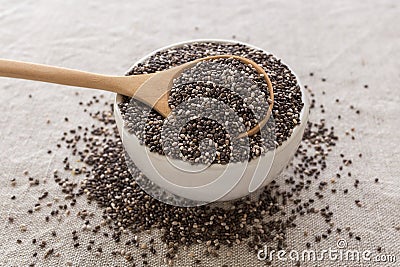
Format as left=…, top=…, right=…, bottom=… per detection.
left=0, top=0, right=399, bottom=266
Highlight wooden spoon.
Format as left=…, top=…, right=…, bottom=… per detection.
left=0, top=55, right=273, bottom=136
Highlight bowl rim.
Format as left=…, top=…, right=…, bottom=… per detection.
left=115, top=38, right=309, bottom=169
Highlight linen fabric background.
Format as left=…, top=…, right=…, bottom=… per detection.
left=0, top=0, right=399, bottom=266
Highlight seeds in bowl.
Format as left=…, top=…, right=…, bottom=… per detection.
left=118, top=41, right=303, bottom=164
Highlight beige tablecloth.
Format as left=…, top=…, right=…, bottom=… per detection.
left=1, top=0, right=399, bottom=266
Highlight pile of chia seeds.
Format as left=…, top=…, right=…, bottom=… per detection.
left=52, top=90, right=348, bottom=266
left=118, top=42, right=303, bottom=164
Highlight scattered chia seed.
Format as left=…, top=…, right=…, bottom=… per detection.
left=39, top=240, right=47, bottom=248
left=44, top=248, right=54, bottom=259
left=20, top=224, right=27, bottom=232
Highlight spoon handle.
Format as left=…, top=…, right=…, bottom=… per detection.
left=0, top=59, right=150, bottom=96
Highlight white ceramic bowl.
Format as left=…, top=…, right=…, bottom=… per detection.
left=114, top=39, right=309, bottom=203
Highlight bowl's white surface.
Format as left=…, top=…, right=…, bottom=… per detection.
left=114, top=39, right=309, bottom=202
